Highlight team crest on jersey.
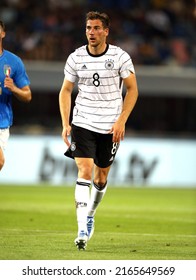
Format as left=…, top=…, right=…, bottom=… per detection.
left=4, top=65, right=11, bottom=77
left=105, top=59, right=114, bottom=70
left=70, top=142, right=76, bottom=151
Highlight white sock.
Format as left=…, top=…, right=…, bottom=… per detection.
left=88, top=182, right=107, bottom=217
left=75, top=178, right=91, bottom=235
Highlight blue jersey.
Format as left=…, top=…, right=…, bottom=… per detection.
left=0, top=50, right=30, bottom=128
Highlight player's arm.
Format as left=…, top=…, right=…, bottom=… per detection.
left=110, top=72, right=138, bottom=143
left=59, top=78, right=74, bottom=147
left=4, top=77, right=31, bottom=102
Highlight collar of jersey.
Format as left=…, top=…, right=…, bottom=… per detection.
left=86, top=44, right=109, bottom=57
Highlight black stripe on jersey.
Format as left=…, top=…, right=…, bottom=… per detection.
left=78, top=88, right=122, bottom=96
left=70, top=54, right=76, bottom=65
left=121, top=57, right=132, bottom=67
left=74, top=121, right=115, bottom=131
left=119, top=50, right=130, bottom=59
left=78, top=82, right=120, bottom=89
left=75, top=111, right=118, bottom=124
left=75, top=100, right=120, bottom=109
left=119, top=52, right=132, bottom=69
left=65, top=68, right=77, bottom=78
left=65, top=60, right=75, bottom=72
left=78, top=72, right=120, bottom=78
left=78, top=67, right=119, bottom=72
left=76, top=111, right=120, bottom=118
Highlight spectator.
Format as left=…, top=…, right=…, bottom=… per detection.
left=0, top=0, right=195, bottom=66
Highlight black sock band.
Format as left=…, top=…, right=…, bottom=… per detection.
left=93, top=181, right=107, bottom=191
left=76, top=180, right=91, bottom=187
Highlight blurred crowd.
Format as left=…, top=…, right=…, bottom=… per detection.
left=0, top=0, right=196, bottom=66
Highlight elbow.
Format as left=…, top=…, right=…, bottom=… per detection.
left=23, top=95, right=32, bottom=103
left=18, top=87, right=32, bottom=103
left=25, top=91, right=32, bottom=103
left=22, top=86, right=32, bottom=103
left=27, top=94, right=32, bottom=103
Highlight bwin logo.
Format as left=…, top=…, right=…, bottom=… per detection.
left=127, top=153, right=158, bottom=183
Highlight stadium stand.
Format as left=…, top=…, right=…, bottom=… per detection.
left=0, top=0, right=195, bottom=66
left=0, top=0, right=195, bottom=135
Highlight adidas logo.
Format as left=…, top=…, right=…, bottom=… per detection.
left=109, top=156, right=114, bottom=162
left=82, top=64, right=87, bottom=69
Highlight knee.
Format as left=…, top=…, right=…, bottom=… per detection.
left=78, top=165, right=93, bottom=180
left=93, top=180, right=107, bottom=190
left=94, top=167, right=109, bottom=188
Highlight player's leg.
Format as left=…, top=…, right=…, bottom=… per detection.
left=74, top=157, right=94, bottom=249
left=88, top=164, right=110, bottom=217
left=0, top=128, right=9, bottom=171
left=88, top=134, right=119, bottom=218
left=87, top=165, right=110, bottom=239
left=65, top=125, right=96, bottom=249
left=75, top=157, right=93, bottom=233
left=87, top=134, right=119, bottom=240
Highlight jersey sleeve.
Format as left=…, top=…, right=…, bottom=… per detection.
left=14, top=58, right=30, bottom=88
left=64, top=53, right=77, bottom=83
left=119, top=51, right=135, bottom=79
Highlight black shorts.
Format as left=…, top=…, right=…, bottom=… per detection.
left=64, top=124, right=119, bottom=168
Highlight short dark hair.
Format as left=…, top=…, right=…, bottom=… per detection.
left=0, top=20, right=6, bottom=32
left=86, top=11, right=110, bottom=29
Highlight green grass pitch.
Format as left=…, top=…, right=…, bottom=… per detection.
left=0, top=185, right=195, bottom=260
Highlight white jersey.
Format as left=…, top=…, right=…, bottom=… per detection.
left=64, top=44, right=135, bottom=134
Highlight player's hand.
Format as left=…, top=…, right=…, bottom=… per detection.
left=4, top=77, right=16, bottom=92
left=62, top=125, right=71, bottom=147
left=109, top=121, right=125, bottom=143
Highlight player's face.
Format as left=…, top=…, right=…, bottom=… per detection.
left=0, top=26, right=5, bottom=41
left=86, top=19, right=109, bottom=48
